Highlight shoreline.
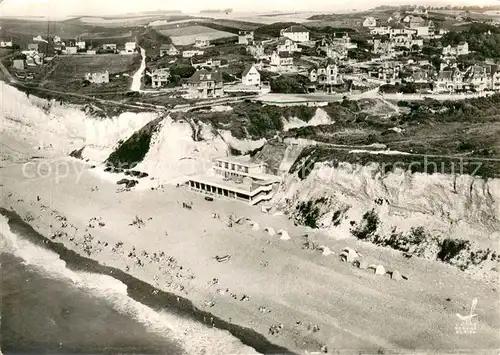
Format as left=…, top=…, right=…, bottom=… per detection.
left=0, top=207, right=293, bottom=355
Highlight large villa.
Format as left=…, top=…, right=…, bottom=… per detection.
left=186, top=156, right=281, bottom=205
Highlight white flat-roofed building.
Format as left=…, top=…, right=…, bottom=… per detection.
left=187, top=156, right=281, bottom=205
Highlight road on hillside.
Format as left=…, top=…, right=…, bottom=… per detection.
left=285, top=138, right=500, bottom=163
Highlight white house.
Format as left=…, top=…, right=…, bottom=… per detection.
left=124, top=42, right=136, bottom=53
left=13, top=59, right=25, bottom=70
left=103, top=43, right=117, bottom=50
left=160, top=44, right=179, bottom=56
left=442, top=41, right=469, bottom=57
left=270, top=51, right=294, bottom=71
left=238, top=31, right=254, bottom=45
left=76, top=41, right=86, bottom=50
left=363, top=17, right=377, bottom=28
left=280, top=25, right=309, bottom=42
left=242, top=64, right=260, bottom=86
left=0, top=40, right=13, bottom=48
left=84, top=70, right=110, bottom=84
left=309, top=61, right=343, bottom=87
left=277, top=37, right=299, bottom=53
left=151, top=68, right=170, bottom=88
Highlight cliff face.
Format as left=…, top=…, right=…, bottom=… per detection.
left=273, top=159, right=500, bottom=277
left=0, top=82, right=158, bottom=162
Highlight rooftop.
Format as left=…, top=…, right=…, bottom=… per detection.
left=281, top=25, right=309, bottom=34
left=241, top=64, right=257, bottom=77
left=187, top=69, right=223, bottom=83
left=188, top=171, right=280, bottom=195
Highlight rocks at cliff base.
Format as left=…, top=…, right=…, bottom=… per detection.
left=116, top=178, right=138, bottom=188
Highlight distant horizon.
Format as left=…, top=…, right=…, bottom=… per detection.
left=1, top=0, right=500, bottom=18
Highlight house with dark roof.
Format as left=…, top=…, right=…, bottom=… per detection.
left=277, top=37, right=300, bottom=53
left=409, top=16, right=426, bottom=28
left=363, top=16, right=377, bottom=28
left=151, top=68, right=170, bottom=89
left=309, top=58, right=343, bottom=92
left=280, top=25, right=309, bottom=42
left=270, top=51, right=294, bottom=72
left=183, top=69, right=224, bottom=98
left=159, top=44, right=179, bottom=57
left=242, top=64, right=260, bottom=86
left=247, top=41, right=265, bottom=59
left=434, top=68, right=464, bottom=93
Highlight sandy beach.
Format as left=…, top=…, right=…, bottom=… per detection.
left=1, top=154, right=499, bottom=354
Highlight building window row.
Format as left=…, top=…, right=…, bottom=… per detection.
left=188, top=180, right=250, bottom=201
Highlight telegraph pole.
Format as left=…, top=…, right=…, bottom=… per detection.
left=44, top=20, right=50, bottom=77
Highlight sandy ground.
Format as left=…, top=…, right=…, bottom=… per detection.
left=1, top=151, right=499, bottom=353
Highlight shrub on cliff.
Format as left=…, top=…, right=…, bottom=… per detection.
left=296, top=200, right=321, bottom=229
left=351, top=210, right=379, bottom=240
left=437, top=238, right=471, bottom=264
left=106, top=117, right=163, bottom=169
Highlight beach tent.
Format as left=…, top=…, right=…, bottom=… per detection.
left=264, top=227, right=276, bottom=236
left=318, top=245, right=334, bottom=256
left=391, top=270, right=402, bottom=280
left=251, top=222, right=260, bottom=231
left=278, top=230, right=291, bottom=241
left=374, top=265, right=386, bottom=275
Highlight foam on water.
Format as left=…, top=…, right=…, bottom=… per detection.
left=0, top=215, right=259, bottom=355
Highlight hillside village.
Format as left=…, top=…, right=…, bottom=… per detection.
left=2, top=7, right=500, bottom=99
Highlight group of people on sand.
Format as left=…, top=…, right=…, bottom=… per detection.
left=30, top=191, right=333, bottom=352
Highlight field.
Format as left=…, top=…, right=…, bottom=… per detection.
left=70, top=15, right=191, bottom=28
left=157, top=25, right=237, bottom=45
left=42, top=54, right=140, bottom=94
